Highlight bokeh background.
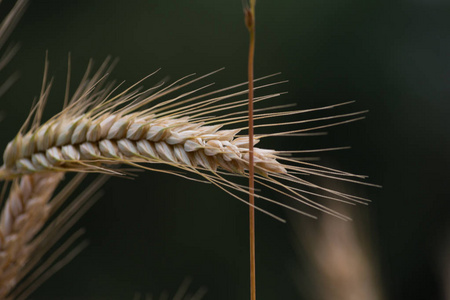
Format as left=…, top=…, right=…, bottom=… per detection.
left=1, top=0, right=449, bottom=299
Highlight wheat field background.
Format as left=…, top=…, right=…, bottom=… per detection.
left=0, top=0, right=449, bottom=299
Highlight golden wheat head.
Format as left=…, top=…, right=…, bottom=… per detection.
left=1, top=57, right=374, bottom=221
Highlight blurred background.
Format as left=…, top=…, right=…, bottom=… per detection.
left=1, top=0, right=449, bottom=299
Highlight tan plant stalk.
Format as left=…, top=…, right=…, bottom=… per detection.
left=244, top=1, right=257, bottom=298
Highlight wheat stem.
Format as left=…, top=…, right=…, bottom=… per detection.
left=244, top=0, right=257, bottom=298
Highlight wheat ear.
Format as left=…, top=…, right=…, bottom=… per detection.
left=0, top=173, right=62, bottom=297
left=0, top=172, right=107, bottom=300
left=2, top=58, right=373, bottom=222
left=0, top=71, right=285, bottom=179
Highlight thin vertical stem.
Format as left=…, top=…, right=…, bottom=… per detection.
left=244, top=1, right=256, bottom=300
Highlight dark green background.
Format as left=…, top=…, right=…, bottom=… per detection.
left=1, top=0, right=449, bottom=299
